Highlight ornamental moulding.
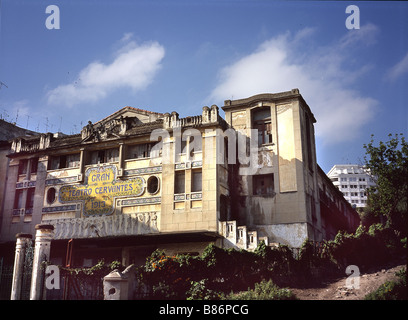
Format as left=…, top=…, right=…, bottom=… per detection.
left=48, top=212, right=159, bottom=239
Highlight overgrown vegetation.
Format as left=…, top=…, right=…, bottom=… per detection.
left=362, top=133, right=407, bottom=237
left=54, top=223, right=405, bottom=300
left=131, top=221, right=405, bottom=300
left=226, top=279, right=297, bottom=300
left=364, top=268, right=407, bottom=300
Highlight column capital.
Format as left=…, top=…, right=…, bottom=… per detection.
left=16, top=233, right=32, bottom=239
left=34, top=224, right=54, bottom=231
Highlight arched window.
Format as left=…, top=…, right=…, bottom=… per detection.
left=47, top=187, right=57, bottom=204
left=147, top=176, right=159, bottom=194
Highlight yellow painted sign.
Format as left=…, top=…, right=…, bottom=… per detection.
left=59, top=165, right=144, bottom=216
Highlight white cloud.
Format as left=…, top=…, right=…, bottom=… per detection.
left=210, top=25, right=379, bottom=144
left=46, top=36, right=165, bottom=107
left=386, top=51, right=408, bottom=81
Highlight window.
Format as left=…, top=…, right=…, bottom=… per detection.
left=30, top=157, right=39, bottom=174
left=219, top=194, right=229, bottom=221
left=46, top=187, right=57, bottom=204
left=147, top=176, right=159, bottom=194
left=105, top=148, right=119, bottom=162
left=49, top=155, right=65, bottom=170
left=188, top=135, right=202, bottom=154
left=18, top=159, right=28, bottom=175
left=127, top=143, right=155, bottom=159
left=26, top=188, right=35, bottom=210
left=174, top=171, right=185, bottom=194
left=252, top=108, right=272, bottom=146
left=90, top=148, right=119, bottom=164
left=174, top=135, right=188, bottom=154
left=14, top=189, right=23, bottom=209
left=191, top=170, right=202, bottom=192
left=67, top=154, right=80, bottom=168
left=305, top=113, right=313, bottom=171
left=253, top=174, right=274, bottom=196
left=49, top=153, right=80, bottom=170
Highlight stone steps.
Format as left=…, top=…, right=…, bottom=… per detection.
left=219, top=220, right=269, bottom=251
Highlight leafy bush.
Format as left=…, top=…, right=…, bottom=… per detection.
left=226, top=279, right=297, bottom=300
left=186, top=279, right=225, bottom=300
left=365, top=268, right=407, bottom=300
left=135, top=223, right=405, bottom=299
left=142, top=249, right=203, bottom=299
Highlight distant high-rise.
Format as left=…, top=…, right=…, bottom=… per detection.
left=327, top=164, right=376, bottom=208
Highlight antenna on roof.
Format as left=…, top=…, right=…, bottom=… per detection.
left=15, top=109, right=19, bottom=125
left=1, top=108, right=9, bottom=121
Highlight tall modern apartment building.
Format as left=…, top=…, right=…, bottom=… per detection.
left=327, top=164, right=376, bottom=208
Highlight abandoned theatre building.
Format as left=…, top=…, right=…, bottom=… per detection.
left=0, top=89, right=359, bottom=269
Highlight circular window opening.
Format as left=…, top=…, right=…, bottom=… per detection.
left=147, top=176, right=159, bottom=194
left=47, top=187, right=56, bottom=204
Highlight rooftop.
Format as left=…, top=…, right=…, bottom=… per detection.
left=222, top=89, right=316, bottom=123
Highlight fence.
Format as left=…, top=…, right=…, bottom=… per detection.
left=0, top=241, right=33, bottom=300
left=0, top=259, right=13, bottom=300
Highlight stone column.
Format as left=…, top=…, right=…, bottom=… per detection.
left=210, top=105, right=219, bottom=122
left=10, top=233, right=32, bottom=300
left=78, top=147, right=86, bottom=182
left=29, top=224, right=54, bottom=300
left=202, top=106, right=210, bottom=124
left=117, top=142, right=125, bottom=178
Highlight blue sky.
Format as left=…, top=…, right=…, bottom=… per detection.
left=0, top=0, right=407, bottom=173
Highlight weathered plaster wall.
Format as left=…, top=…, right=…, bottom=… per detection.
left=256, top=222, right=309, bottom=248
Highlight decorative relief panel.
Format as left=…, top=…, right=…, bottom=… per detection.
left=49, top=212, right=159, bottom=239
left=121, top=196, right=161, bottom=206
left=124, top=166, right=162, bottom=176
left=45, top=176, right=78, bottom=186
left=175, top=161, right=202, bottom=170
left=16, top=181, right=36, bottom=189
left=42, top=204, right=77, bottom=213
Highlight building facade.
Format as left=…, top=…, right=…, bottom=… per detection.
left=0, top=120, right=39, bottom=239
left=0, top=90, right=360, bottom=270
left=327, top=164, right=376, bottom=208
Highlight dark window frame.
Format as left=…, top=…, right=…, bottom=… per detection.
left=191, top=169, right=202, bottom=192
left=252, top=108, right=272, bottom=147
left=174, top=171, right=185, bottom=194
left=253, top=173, right=275, bottom=196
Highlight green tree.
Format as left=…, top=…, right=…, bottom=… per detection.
left=363, top=133, right=408, bottom=235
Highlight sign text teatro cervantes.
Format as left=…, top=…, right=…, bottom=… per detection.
left=59, top=166, right=144, bottom=216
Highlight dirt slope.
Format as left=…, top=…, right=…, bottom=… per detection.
left=289, top=264, right=406, bottom=300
